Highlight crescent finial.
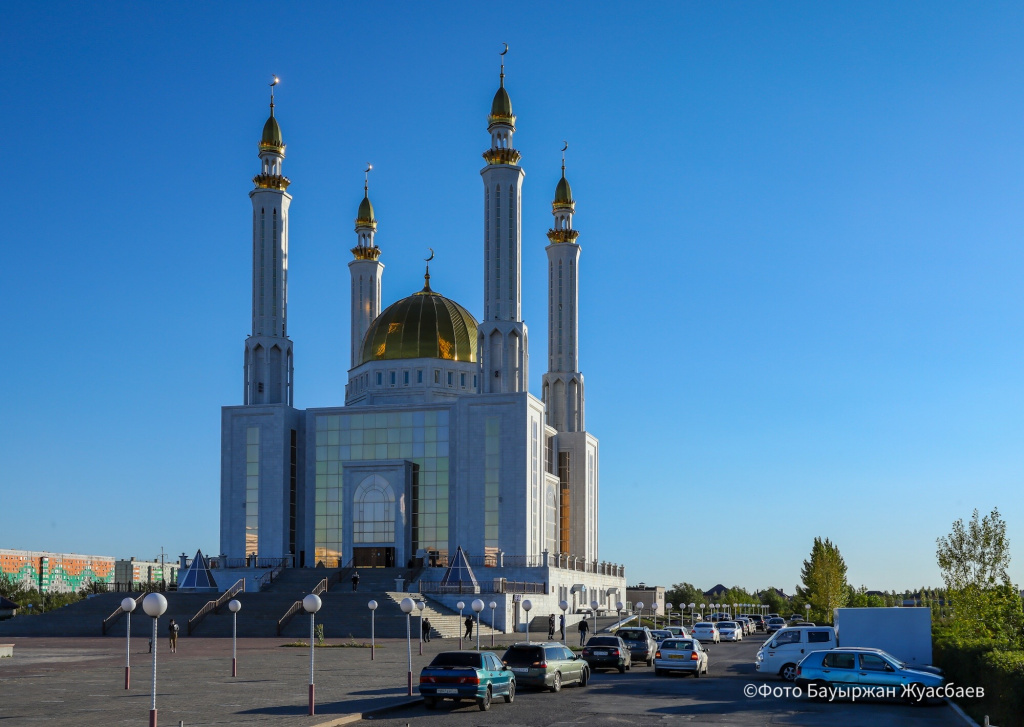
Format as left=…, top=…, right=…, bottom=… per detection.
left=501, top=43, right=509, bottom=56
left=425, top=248, right=435, bottom=262
left=561, top=141, right=568, bottom=152
left=269, top=75, right=279, bottom=87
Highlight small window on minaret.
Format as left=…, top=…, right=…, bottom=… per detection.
left=404, top=371, right=410, bottom=386
left=376, top=372, right=382, bottom=386
left=417, top=370, right=423, bottom=384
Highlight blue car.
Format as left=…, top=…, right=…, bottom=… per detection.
left=419, top=650, right=516, bottom=711
left=795, top=647, right=944, bottom=704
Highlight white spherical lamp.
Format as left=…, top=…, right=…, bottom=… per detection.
left=471, top=599, right=485, bottom=614
left=368, top=600, right=378, bottom=611
left=302, top=594, right=322, bottom=614
left=400, top=597, right=414, bottom=614
left=522, top=599, right=532, bottom=613
left=142, top=593, right=167, bottom=618
left=228, top=599, right=241, bottom=613
left=121, top=597, right=137, bottom=613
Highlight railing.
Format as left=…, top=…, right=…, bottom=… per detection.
left=181, top=556, right=295, bottom=570
left=257, top=562, right=287, bottom=591
left=187, top=579, right=246, bottom=635
left=277, top=578, right=329, bottom=636
left=93, top=581, right=177, bottom=594
left=416, top=579, right=547, bottom=595
left=496, top=579, right=547, bottom=594
left=101, top=592, right=145, bottom=635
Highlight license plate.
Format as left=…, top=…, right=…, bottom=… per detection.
left=594, top=650, right=608, bottom=655
left=436, top=688, right=459, bottom=694
left=510, top=667, right=529, bottom=673
left=668, top=654, right=686, bottom=660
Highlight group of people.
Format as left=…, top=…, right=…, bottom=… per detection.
left=548, top=613, right=590, bottom=645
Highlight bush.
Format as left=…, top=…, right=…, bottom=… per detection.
left=934, top=631, right=1024, bottom=727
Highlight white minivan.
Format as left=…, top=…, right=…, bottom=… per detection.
left=754, top=626, right=837, bottom=681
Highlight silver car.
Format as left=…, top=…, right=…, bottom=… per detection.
left=718, top=621, right=743, bottom=642
left=654, top=638, right=709, bottom=677
left=691, top=622, right=720, bottom=644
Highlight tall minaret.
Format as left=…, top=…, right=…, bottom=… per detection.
left=244, top=80, right=294, bottom=406
left=480, top=48, right=528, bottom=393
left=542, top=148, right=584, bottom=431
left=349, top=165, right=383, bottom=368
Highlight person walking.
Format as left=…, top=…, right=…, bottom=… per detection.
left=351, top=570, right=360, bottom=592
left=168, top=618, right=179, bottom=653
left=577, top=617, right=589, bottom=646
left=547, top=614, right=556, bottom=640
left=422, top=617, right=432, bottom=642
left=464, top=615, right=474, bottom=640
left=559, top=613, right=566, bottom=642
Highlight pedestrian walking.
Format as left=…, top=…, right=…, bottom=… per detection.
left=422, top=617, right=432, bottom=642
left=577, top=617, right=589, bottom=646
left=168, top=618, right=179, bottom=653
left=559, top=613, right=566, bottom=641
left=464, top=615, right=474, bottom=639
left=351, top=570, right=360, bottom=592
left=548, top=614, right=556, bottom=640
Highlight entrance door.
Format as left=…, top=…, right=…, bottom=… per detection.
left=353, top=547, right=396, bottom=568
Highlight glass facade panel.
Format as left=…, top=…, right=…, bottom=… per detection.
left=245, top=427, right=259, bottom=556
left=484, top=417, right=500, bottom=555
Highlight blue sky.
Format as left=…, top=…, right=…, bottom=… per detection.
left=2, top=2, right=1022, bottom=593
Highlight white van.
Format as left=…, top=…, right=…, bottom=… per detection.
left=755, top=626, right=837, bottom=681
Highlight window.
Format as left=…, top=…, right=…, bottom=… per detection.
left=390, top=371, right=396, bottom=386
left=353, top=475, right=395, bottom=544
left=460, top=373, right=466, bottom=387
left=376, top=372, right=382, bottom=386
left=807, top=630, right=833, bottom=643
left=824, top=652, right=856, bottom=669
left=774, top=631, right=801, bottom=646
left=245, top=427, right=259, bottom=556
left=860, top=653, right=889, bottom=671
left=417, top=370, right=423, bottom=384
left=473, top=375, right=477, bottom=388
left=434, top=370, right=440, bottom=384
left=447, top=371, right=453, bottom=386
left=404, top=371, right=409, bottom=386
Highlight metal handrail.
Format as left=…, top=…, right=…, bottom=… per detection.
left=277, top=600, right=304, bottom=636
left=101, top=592, right=146, bottom=635
left=187, top=579, right=245, bottom=635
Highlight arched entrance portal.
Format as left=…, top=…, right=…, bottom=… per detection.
left=352, top=474, right=396, bottom=567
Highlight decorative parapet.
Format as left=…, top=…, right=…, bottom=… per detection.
left=351, top=246, right=382, bottom=261
left=252, top=174, right=291, bottom=190
left=546, top=228, right=580, bottom=244
left=482, top=147, right=522, bottom=166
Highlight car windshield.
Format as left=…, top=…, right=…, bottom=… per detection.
left=768, top=618, right=785, bottom=624
left=663, top=640, right=694, bottom=650
left=429, top=652, right=482, bottom=668
left=587, top=637, right=619, bottom=646
left=651, top=631, right=671, bottom=639
left=501, top=646, right=544, bottom=665
left=617, top=630, right=645, bottom=640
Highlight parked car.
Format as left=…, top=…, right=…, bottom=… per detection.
left=663, top=625, right=691, bottom=638
left=717, top=621, right=743, bottom=642
left=767, top=613, right=780, bottom=620
left=766, top=617, right=787, bottom=634
left=614, top=627, right=658, bottom=666
left=795, top=647, right=945, bottom=703
left=501, top=642, right=589, bottom=692
left=690, top=622, right=720, bottom=644
left=419, top=650, right=515, bottom=711
left=796, top=622, right=815, bottom=627
left=743, top=614, right=766, bottom=631
left=755, top=626, right=838, bottom=681
left=735, top=617, right=754, bottom=635
left=654, top=638, right=709, bottom=677
left=580, top=635, right=632, bottom=673
left=649, top=629, right=673, bottom=644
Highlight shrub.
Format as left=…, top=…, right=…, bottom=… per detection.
left=933, top=630, right=1024, bottom=727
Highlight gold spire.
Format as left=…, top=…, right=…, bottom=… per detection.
left=355, top=163, right=377, bottom=229
left=416, top=264, right=434, bottom=294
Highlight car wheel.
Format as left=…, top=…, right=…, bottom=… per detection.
left=423, top=697, right=437, bottom=709
left=618, top=663, right=626, bottom=674
left=780, top=663, right=797, bottom=682
left=503, top=681, right=515, bottom=703
left=478, top=686, right=491, bottom=711
left=550, top=671, right=562, bottom=692
left=579, top=668, right=589, bottom=687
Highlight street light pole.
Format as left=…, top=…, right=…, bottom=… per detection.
left=368, top=600, right=378, bottom=660
left=559, top=600, right=569, bottom=645
left=457, top=601, right=465, bottom=650
left=590, top=600, right=599, bottom=642
left=472, top=599, right=485, bottom=652
left=122, top=597, right=136, bottom=690
left=636, top=602, right=644, bottom=628
left=302, top=594, right=322, bottom=715
left=489, top=601, right=497, bottom=647
left=142, top=593, right=167, bottom=727
left=400, top=597, right=414, bottom=696
left=522, top=599, right=533, bottom=644
left=228, top=599, right=241, bottom=677
left=417, top=600, right=425, bottom=656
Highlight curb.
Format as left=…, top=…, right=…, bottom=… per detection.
left=945, top=698, right=981, bottom=727
left=310, top=697, right=422, bottom=726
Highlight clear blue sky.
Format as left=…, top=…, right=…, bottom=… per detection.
left=2, top=2, right=1021, bottom=593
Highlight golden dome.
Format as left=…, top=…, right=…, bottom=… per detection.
left=554, top=172, right=573, bottom=206
left=359, top=273, right=479, bottom=365
left=356, top=193, right=375, bottom=226
left=260, top=113, right=283, bottom=151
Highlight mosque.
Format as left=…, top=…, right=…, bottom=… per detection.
left=219, top=59, right=624, bottom=611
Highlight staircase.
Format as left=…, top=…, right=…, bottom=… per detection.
left=381, top=591, right=501, bottom=641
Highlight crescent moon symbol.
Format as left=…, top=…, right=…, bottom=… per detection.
left=561, top=141, right=568, bottom=152
left=501, top=43, right=508, bottom=56
left=269, top=75, right=279, bottom=87
left=425, top=248, right=435, bottom=262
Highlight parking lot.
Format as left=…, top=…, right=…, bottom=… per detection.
left=359, top=634, right=967, bottom=726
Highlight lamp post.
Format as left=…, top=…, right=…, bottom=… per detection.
left=302, top=594, right=321, bottom=715
left=122, top=597, right=136, bottom=690
left=636, top=602, right=644, bottom=628
left=522, top=599, right=533, bottom=644
left=689, top=602, right=696, bottom=627
left=805, top=603, right=811, bottom=622
left=651, top=602, right=659, bottom=629
left=489, top=601, right=497, bottom=648
left=700, top=603, right=706, bottom=620
left=590, top=600, right=599, bottom=640
left=400, top=597, right=414, bottom=696
left=616, top=601, right=624, bottom=626
left=142, top=592, right=167, bottom=727
left=733, top=603, right=737, bottom=620
left=416, top=600, right=425, bottom=655
left=228, top=599, right=241, bottom=677
left=457, top=601, right=465, bottom=649
left=665, top=602, right=674, bottom=630
left=472, top=599, right=485, bottom=651
left=559, top=600, right=569, bottom=644
left=368, top=600, right=378, bottom=660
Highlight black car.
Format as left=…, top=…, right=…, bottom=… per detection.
left=743, top=614, right=766, bottom=631
left=615, top=627, right=658, bottom=667
left=581, top=635, right=632, bottom=673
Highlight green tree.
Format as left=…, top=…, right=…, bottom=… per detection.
left=795, top=537, right=849, bottom=623
left=666, top=582, right=704, bottom=611
left=936, top=508, right=1011, bottom=591
left=757, top=587, right=790, bottom=615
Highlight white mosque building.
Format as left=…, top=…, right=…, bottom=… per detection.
left=219, top=61, right=626, bottom=614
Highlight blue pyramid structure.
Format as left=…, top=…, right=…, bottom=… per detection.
left=438, top=546, right=479, bottom=594
left=177, top=549, right=219, bottom=593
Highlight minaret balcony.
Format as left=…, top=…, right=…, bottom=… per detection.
left=351, top=245, right=382, bottom=261
left=482, top=147, right=522, bottom=166
left=547, top=228, right=580, bottom=244
left=252, top=174, right=292, bottom=190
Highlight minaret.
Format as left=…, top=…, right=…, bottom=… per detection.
left=480, top=48, right=528, bottom=393
left=349, top=165, right=384, bottom=368
left=542, top=148, right=584, bottom=431
left=244, top=81, right=294, bottom=406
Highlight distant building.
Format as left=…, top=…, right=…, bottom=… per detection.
left=0, top=549, right=114, bottom=593
left=113, top=558, right=178, bottom=588
left=627, top=585, right=666, bottom=614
